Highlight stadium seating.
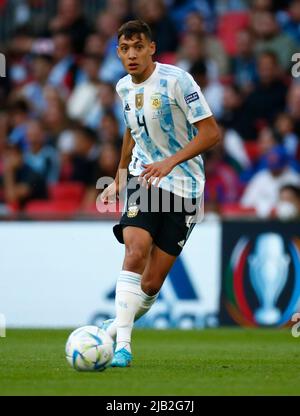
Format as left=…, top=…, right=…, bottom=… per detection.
left=25, top=200, right=80, bottom=219
left=220, top=202, right=256, bottom=218
left=48, top=182, right=85, bottom=203
left=217, top=12, right=250, bottom=55
left=157, top=52, right=177, bottom=65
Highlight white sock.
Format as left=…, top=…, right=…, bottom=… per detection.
left=135, top=289, right=159, bottom=320
left=115, top=270, right=142, bottom=353
left=107, top=284, right=159, bottom=342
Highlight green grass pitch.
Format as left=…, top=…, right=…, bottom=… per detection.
left=0, top=328, right=299, bottom=396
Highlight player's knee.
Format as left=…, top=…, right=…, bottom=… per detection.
left=124, top=244, right=149, bottom=272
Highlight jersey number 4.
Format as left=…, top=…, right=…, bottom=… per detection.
left=136, top=115, right=149, bottom=137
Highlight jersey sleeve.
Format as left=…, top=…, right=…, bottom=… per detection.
left=174, top=72, right=212, bottom=124
left=115, top=79, right=124, bottom=100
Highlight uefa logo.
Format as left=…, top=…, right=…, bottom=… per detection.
left=224, top=233, right=300, bottom=327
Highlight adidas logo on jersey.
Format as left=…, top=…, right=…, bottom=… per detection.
left=178, top=240, right=185, bottom=248
left=125, top=103, right=131, bottom=111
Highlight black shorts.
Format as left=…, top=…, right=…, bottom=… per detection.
left=113, top=175, right=201, bottom=257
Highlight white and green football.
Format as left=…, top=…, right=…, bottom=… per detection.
left=65, top=326, right=114, bottom=372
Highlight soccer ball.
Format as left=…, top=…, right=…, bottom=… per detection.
left=65, top=326, right=114, bottom=372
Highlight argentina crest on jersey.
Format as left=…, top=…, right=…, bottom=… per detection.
left=151, top=93, right=162, bottom=110
left=150, top=93, right=164, bottom=119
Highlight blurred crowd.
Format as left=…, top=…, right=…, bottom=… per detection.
left=0, top=0, right=300, bottom=219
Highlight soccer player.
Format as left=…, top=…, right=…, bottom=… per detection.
left=100, top=20, right=220, bottom=367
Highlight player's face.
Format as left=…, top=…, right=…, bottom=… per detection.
left=117, top=34, right=156, bottom=76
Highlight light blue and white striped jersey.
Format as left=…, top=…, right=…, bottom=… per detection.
left=116, top=63, right=212, bottom=199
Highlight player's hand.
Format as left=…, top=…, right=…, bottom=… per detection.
left=139, top=159, right=175, bottom=188
left=100, top=181, right=119, bottom=204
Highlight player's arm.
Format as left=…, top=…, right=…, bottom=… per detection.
left=140, top=116, right=220, bottom=187
left=101, top=128, right=135, bottom=202
left=167, top=116, right=220, bottom=165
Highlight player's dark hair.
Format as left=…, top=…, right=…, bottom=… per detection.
left=118, top=20, right=153, bottom=42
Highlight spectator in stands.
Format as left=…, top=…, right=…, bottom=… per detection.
left=219, top=84, right=249, bottom=139
left=69, top=125, right=98, bottom=187
left=49, top=0, right=90, bottom=54
left=11, top=0, right=50, bottom=37
left=85, top=81, right=124, bottom=134
left=95, top=11, right=125, bottom=83
left=204, top=144, right=242, bottom=213
left=135, top=0, right=178, bottom=55
left=273, top=0, right=292, bottom=12
left=177, top=32, right=220, bottom=81
left=0, top=112, right=8, bottom=153
left=251, top=0, right=273, bottom=12
left=8, top=99, right=31, bottom=150
left=170, top=0, right=215, bottom=33
left=3, top=143, right=47, bottom=209
left=84, top=33, right=107, bottom=59
left=190, top=60, right=224, bottom=119
left=275, top=184, right=300, bottom=219
left=21, top=54, right=53, bottom=116
left=252, top=11, right=298, bottom=70
left=48, top=31, right=84, bottom=95
left=240, top=126, right=279, bottom=182
left=215, top=0, right=249, bottom=14
left=42, top=88, right=72, bottom=148
left=275, top=113, right=299, bottom=158
left=287, top=82, right=300, bottom=137
left=241, top=145, right=300, bottom=217
left=105, top=0, right=132, bottom=23
left=7, top=27, right=33, bottom=88
left=230, top=29, right=257, bottom=93
left=81, top=142, right=120, bottom=209
left=280, top=0, right=300, bottom=44
left=215, top=123, right=251, bottom=175
left=95, top=142, right=120, bottom=182
left=183, top=12, right=229, bottom=76
left=67, top=54, right=101, bottom=123
left=242, top=51, right=287, bottom=139
left=95, top=10, right=121, bottom=42
left=25, top=119, right=60, bottom=184
left=98, top=111, right=122, bottom=149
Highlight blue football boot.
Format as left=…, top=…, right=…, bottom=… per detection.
left=111, top=348, right=132, bottom=368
